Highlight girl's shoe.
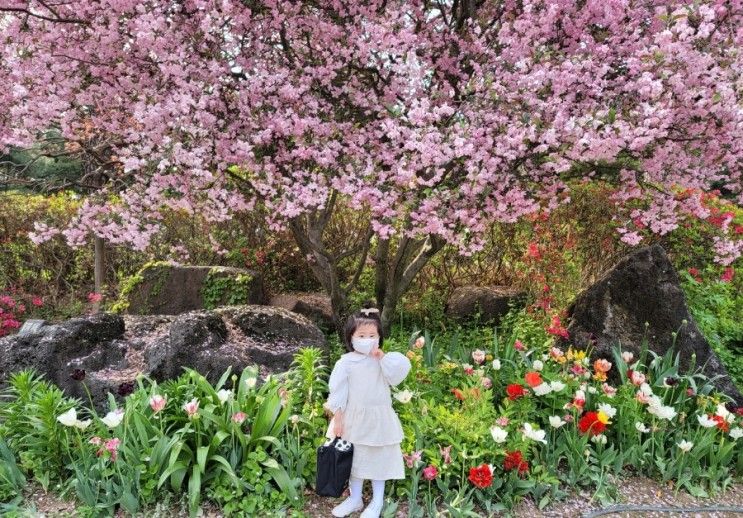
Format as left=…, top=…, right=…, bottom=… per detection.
left=331, top=496, right=364, bottom=517
left=359, top=499, right=384, bottom=518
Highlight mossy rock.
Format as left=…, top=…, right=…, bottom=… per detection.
left=113, top=263, right=266, bottom=315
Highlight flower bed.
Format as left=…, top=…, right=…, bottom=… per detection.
left=382, top=330, right=743, bottom=515
left=0, top=326, right=741, bottom=517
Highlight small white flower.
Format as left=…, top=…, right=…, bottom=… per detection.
left=621, top=351, right=634, bottom=363
left=697, top=414, right=717, bottom=428
left=677, top=439, right=694, bottom=452
left=648, top=401, right=676, bottom=421
left=245, top=377, right=257, bottom=388
left=491, top=359, right=501, bottom=370
left=290, top=414, right=300, bottom=425
left=729, top=427, right=743, bottom=440
left=490, top=425, right=508, bottom=443
left=101, top=408, right=125, bottom=428
left=217, top=389, right=234, bottom=404
left=394, top=389, right=413, bottom=404
left=598, top=403, right=617, bottom=419
left=532, top=360, right=544, bottom=371
left=550, top=380, right=566, bottom=392
left=541, top=354, right=549, bottom=361
left=549, top=415, right=566, bottom=428
left=57, top=408, right=78, bottom=427
left=591, top=434, right=607, bottom=444
left=74, top=419, right=92, bottom=430
left=635, top=422, right=650, bottom=433
left=587, top=386, right=598, bottom=394
left=716, top=403, right=735, bottom=423
left=533, top=382, right=552, bottom=396
left=522, top=422, right=547, bottom=444
left=582, top=357, right=590, bottom=366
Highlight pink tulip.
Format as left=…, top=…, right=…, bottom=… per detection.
left=422, top=465, right=438, bottom=481
left=183, top=398, right=200, bottom=418
left=232, top=411, right=247, bottom=424
left=439, top=445, right=452, bottom=465
left=105, top=438, right=121, bottom=461
left=149, top=394, right=166, bottom=413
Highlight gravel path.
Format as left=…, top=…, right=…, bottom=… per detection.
left=19, top=476, right=743, bottom=517
left=304, top=476, right=743, bottom=517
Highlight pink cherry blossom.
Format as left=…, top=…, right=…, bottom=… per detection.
left=0, top=0, right=739, bottom=267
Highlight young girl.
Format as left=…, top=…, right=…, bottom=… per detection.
left=323, top=306, right=411, bottom=518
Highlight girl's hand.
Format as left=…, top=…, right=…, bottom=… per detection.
left=370, top=347, right=385, bottom=360
left=333, top=411, right=344, bottom=437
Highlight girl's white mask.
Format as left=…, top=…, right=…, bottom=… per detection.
left=351, top=336, right=378, bottom=355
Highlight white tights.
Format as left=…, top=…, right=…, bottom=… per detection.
left=349, top=475, right=385, bottom=504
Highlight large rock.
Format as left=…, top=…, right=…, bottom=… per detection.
left=561, top=244, right=742, bottom=405
left=269, top=291, right=334, bottom=330
left=0, top=305, right=326, bottom=410
left=114, top=262, right=267, bottom=315
left=445, top=285, right=527, bottom=325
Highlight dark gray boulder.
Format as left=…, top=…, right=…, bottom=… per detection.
left=114, top=263, right=267, bottom=315
left=560, top=244, right=742, bottom=405
left=269, top=291, right=334, bottom=330
left=445, top=285, right=527, bottom=325
left=0, top=305, right=326, bottom=410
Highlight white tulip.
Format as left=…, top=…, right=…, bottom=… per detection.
left=532, top=360, right=544, bottom=371
left=101, top=408, right=124, bottom=428
left=598, top=403, right=617, bottom=419
left=591, top=434, right=607, bottom=444
left=57, top=408, right=78, bottom=427
left=550, top=380, right=566, bottom=392
left=697, top=414, right=717, bottom=428
left=730, top=428, right=743, bottom=440
left=647, top=400, right=676, bottom=421
left=716, top=403, right=735, bottom=423
left=533, top=383, right=552, bottom=396
left=491, top=359, right=501, bottom=370
left=217, top=389, right=234, bottom=404
left=394, top=389, right=413, bottom=404
left=677, top=440, right=694, bottom=452
left=549, top=416, right=566, bottom=428
left=635, top=422, right=650, bottom=433
left=522, top=422, right=547, bottom=444
left=490, top=425, right=508, bottom=443
left=74, top=419, right=92, bottom=430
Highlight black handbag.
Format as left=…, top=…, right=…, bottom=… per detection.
left=315, top=436, right=354, bottom=497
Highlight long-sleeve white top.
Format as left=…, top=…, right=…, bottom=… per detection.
left=323, top=350, right=411, bottom=446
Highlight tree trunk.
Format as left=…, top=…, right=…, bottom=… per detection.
left=93, top=236, right=105, bottom=312
left=377, top=234, right=446, bottom=336
left=288, top=199, right=447, bottom=346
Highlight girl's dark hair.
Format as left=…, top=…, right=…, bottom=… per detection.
left=342, top=300, right=384, bottom=352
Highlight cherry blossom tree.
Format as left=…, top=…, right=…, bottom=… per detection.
left=1, top=0, right=741, bottom=334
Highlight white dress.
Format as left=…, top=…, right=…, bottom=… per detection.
left=324, top=350, right=412, bottom=480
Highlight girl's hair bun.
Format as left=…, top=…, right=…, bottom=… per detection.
left=358, top=299, right=380, bottom=318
